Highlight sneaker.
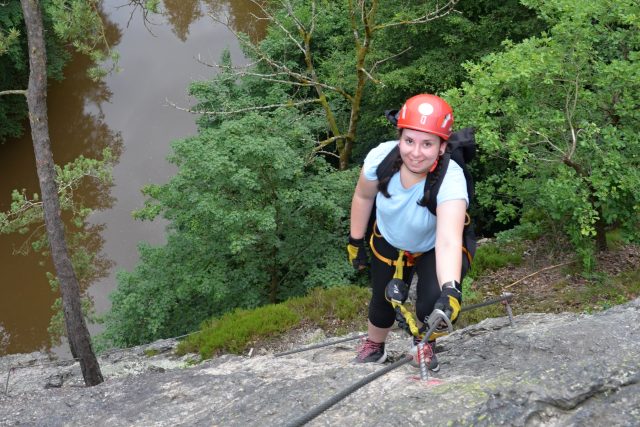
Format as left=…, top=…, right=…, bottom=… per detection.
left=409, top=337, right=439, bottom=372
left=353, top=338, right=387, bottom=363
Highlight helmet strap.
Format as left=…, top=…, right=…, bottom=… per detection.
left=429, top=157, right=439, bottom=173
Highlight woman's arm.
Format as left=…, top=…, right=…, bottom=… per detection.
left=434, top=199, right=467, bottom=288
left=350, top=170, right=379, bottom=239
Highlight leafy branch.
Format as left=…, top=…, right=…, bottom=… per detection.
left=187, top=0, right=459, bottom=169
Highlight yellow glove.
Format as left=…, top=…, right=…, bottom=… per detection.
left=347, top=236, right=368, bottom=270
left=434, top=281, right=462, bottom=322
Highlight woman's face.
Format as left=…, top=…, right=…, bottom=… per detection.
left=398, top=128, right=444, bottom=175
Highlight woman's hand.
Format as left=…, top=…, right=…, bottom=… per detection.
left=347, top=236, right=369, bottom=270
left=435, top=281, right=462, bottom=322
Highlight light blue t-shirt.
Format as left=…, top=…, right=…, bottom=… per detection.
left=363, top=140, right=468, bottom=253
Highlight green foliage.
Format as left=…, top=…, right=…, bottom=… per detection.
left=560, top=268, right=640, bottom=312
left=447, top=0, right=640, bottom=265
left=179, top=304, right=300, bottom=357
left=0, top=0, right=115, bottom=142
left=98, top=56, right=360, bottom=348
left=0, top=149, right=114, bottom=242
left=210, top=0, right=547, bottom=168
left=0, top=0, right=67, bottom=141
left=143, top=348, right=160, bottom=357
left=355, top=0, right=547, bottom=155
left=286, top=285, right=370, bottom=327
left=467, top=242, right=523, bottom=280
left=176, top=285, right=369, bottom=359
left=46, top=0, right=119, bottom=80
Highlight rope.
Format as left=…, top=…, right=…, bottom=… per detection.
left=461, top=293, right=513, bottom=312
left=284, top=355, right=413, bottom=427
left=274, top=333, right=367, bottom=358
left=279, top=293, right=516, bottom=425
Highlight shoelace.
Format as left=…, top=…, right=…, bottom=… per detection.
left=357, top=339, right=381, bottom=360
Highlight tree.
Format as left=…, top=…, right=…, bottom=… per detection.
left=447, top=0, right=640, bottom=265
left=5, top=0, right=103, bottom=386
left=98, top=58, right=357, bottom=347
left=0, top=0, right=69, bottom=142
left=0, top=0, right=120, bottom=143
left=181, top=0, right=460, bottom=170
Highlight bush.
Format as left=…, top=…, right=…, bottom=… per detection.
left=468, top=242, right=523, bottom=280
left=177, top=285, right=370, bottom=359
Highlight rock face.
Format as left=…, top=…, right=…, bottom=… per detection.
left=1, top=299, right=639, bottom=427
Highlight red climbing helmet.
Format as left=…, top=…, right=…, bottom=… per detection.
left=397, top=94, right=454, bottom=140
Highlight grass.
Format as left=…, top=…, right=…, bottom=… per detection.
left=559, top=269, right=640, bottom=313
left=177, top=285, right=370, bottom=359
left=455, top=242, right=524, bottom=328
left=143, top=348, right=160, bottom=357
left=467, top=242, right=523, bottom=280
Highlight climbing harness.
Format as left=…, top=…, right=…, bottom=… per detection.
left=383, top=249, right=424, bottom=339
left=369, top=222, right=423, bottom=267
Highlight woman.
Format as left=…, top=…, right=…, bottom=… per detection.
left=347, top=94, right=468, bottom=369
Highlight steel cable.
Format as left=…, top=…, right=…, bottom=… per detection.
left=284, top=355, right=413, bottom=427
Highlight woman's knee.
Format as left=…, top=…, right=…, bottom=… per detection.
left=368, top=298, right=396, bottom=328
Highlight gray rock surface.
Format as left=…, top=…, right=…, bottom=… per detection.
left=1, top=299, right=639, bottom=426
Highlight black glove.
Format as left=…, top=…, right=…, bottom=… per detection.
left=385, top=278, right=409, bottom=304
left=434, top=281, right=462, bottom=322
left=347, top=236, right=368, bottom=270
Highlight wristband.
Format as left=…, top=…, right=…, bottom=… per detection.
left=441, top=280, right=460, bottom=291
left=348, top=236, right=365, bottom=247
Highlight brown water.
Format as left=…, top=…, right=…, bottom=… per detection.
left=0, top=0, right=264, bottom=356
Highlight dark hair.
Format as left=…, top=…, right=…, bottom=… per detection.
left=377, top=129, right=446, bottom=207
left=417, top=152, right=445, bottom=207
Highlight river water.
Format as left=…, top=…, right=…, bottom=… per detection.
left=0, top=0, right=263, bottom=356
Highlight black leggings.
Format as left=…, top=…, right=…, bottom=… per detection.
left=368, top=233, right=466, bottom=329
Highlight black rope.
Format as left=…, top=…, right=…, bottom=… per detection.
left=274, top=333, right=367, bottom=357
left=284, top=355, right=413, bottom=427
left=461, top=292, right=513, bottom=313
left=279, top=293, right=515, bottom=425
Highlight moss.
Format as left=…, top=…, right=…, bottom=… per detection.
left=177, top=285, right=370, bottom=359
left=468, top=242, right=523, bottom=280
left=287, top=285, right=370, bottom=327
left=143, top=348, right=160, bottom=357
left=562, top=268, right=640, bottom=313
left=177, top=303, right=301, bottom=358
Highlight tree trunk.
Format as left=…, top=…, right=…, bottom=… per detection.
left=20, top=0, right=103, bottom=386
